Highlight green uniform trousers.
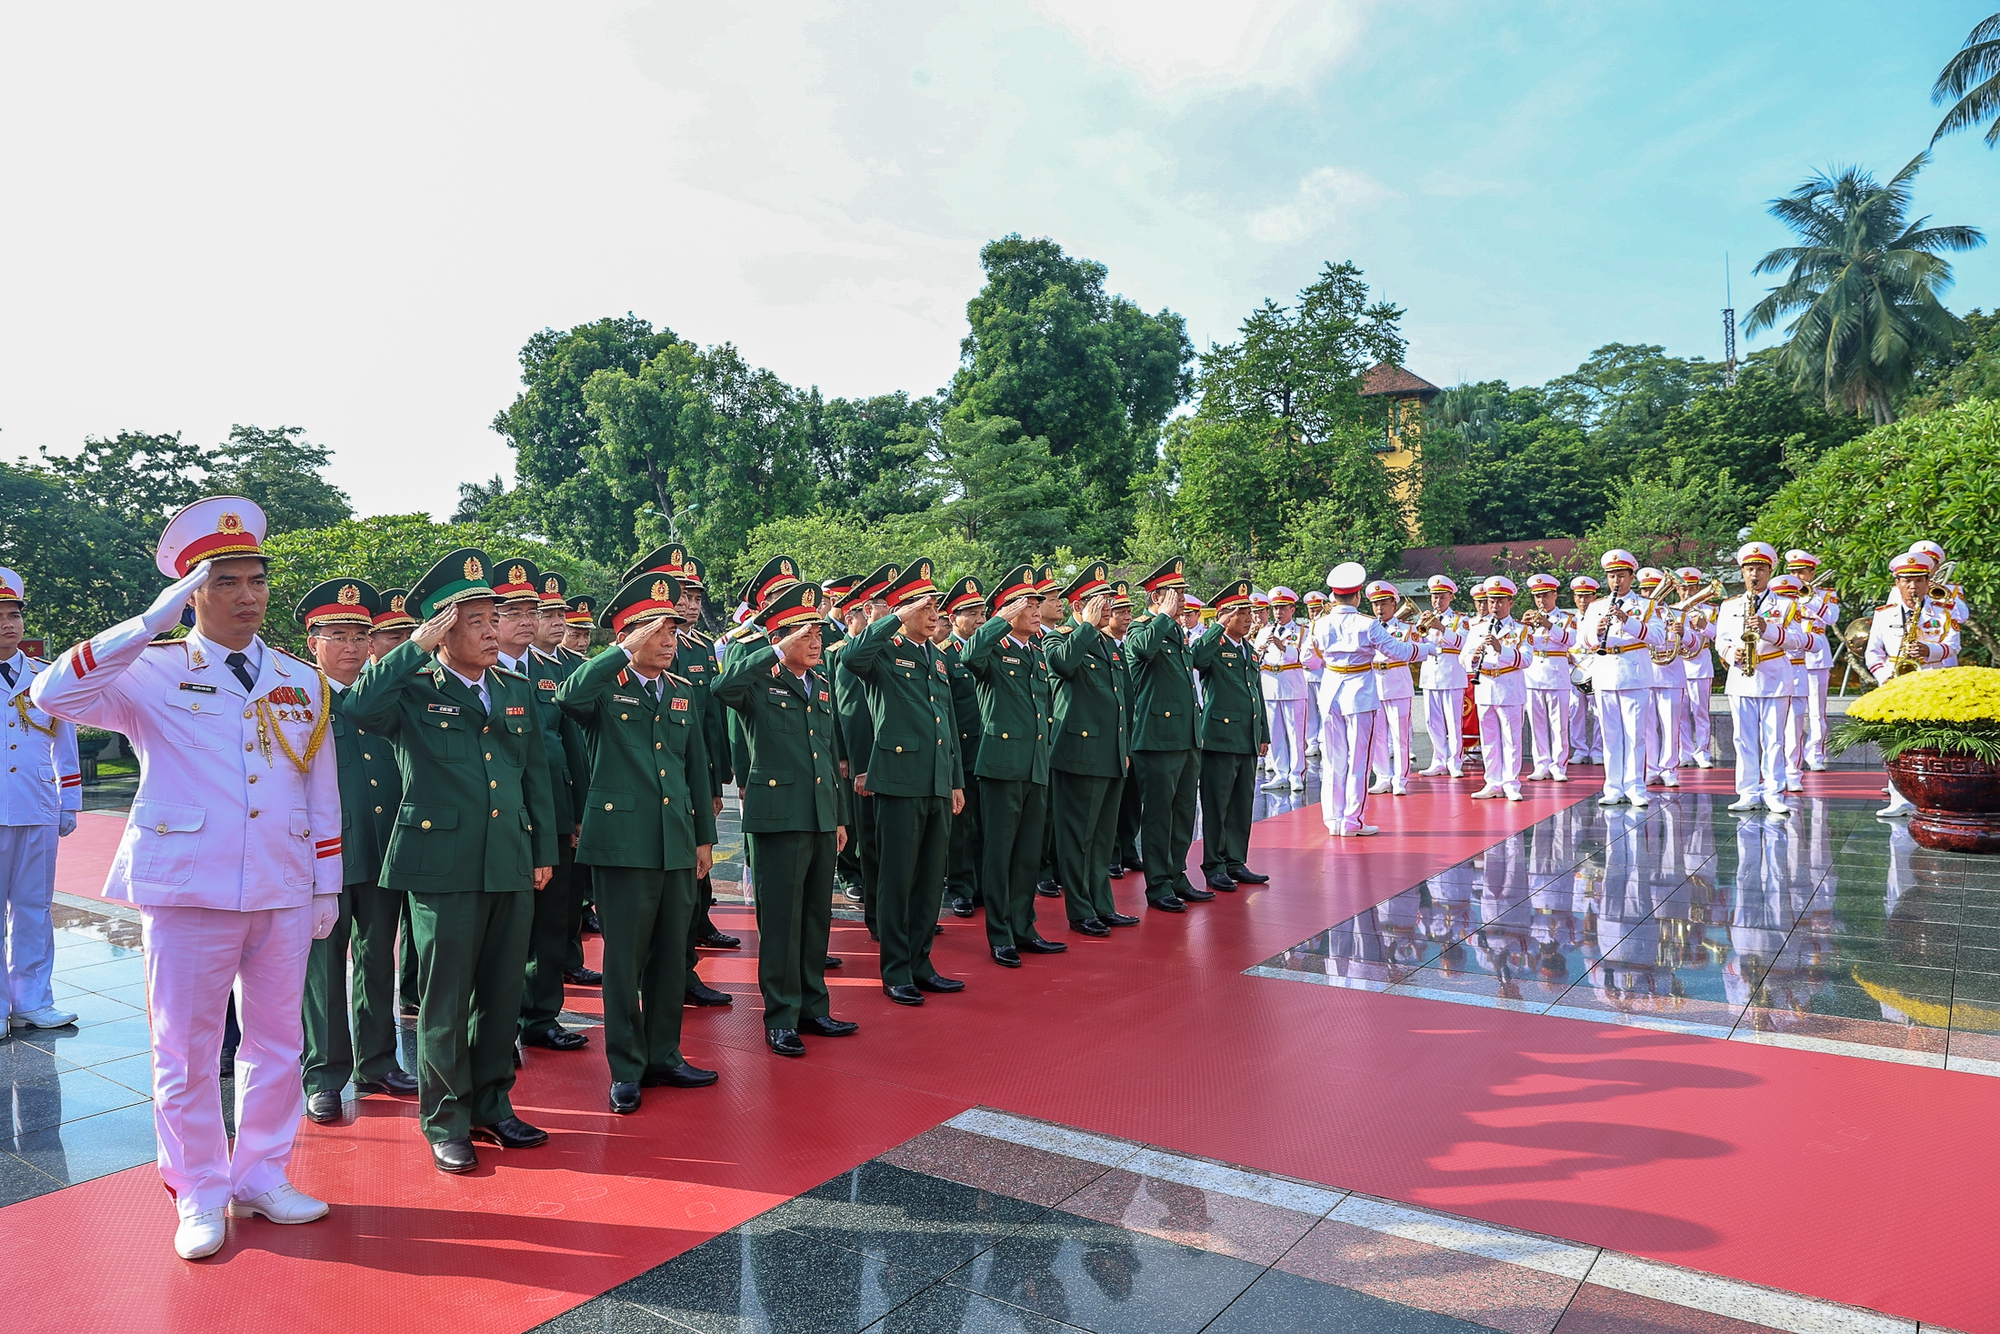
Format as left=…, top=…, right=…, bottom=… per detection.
left=302, top=882, right=403, bottom=1094
left=683, top=872, right=720, bottom=991
left=518, top=847, right=578, bottom=1036
left=946, top=776, right=982, bottom=905
left=746, top=830, right=835, bottom=1030
left=398, top=894, right=419, bottom=1011
left=978, top=778, right=1048, bottom=950
left=409, top=889, right=532, bottom=1143
left=873, top=793, right=951, bottom=987
left=1133, top=748, right=1200, bottom=903
left=594, top=865, right=696, bottom=1084
left=1052, top=770, right=1123, bottom=923
left=1114, top=762, right=1142, bottom=869
left=1200, top=750, right=1258, bottom=875
left=852, top=792, right=879, bottom=937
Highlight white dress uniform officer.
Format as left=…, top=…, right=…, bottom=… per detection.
left=30, top=498, right=342, bottom=1261
left=1768, top=572, right=1810, bottom=793
left=1717, top=542, right=1809, bottom=816
left=1784, top=552, right=1839, bottom=772
left=1301, top=589, right=1327, bottom=757
left=1254, top=587, right=1310, bottom=791
left=1866, top=550, right=1963, bottom=817
left=1308, top=563, right=1435, bottom=836
left=1674, top=567, right=1718, bottom=767
left=1467, top=577, right=1528, bottom=801
left=1635, top=569, right=1685, bottom=788
left=1577, top=550, right=1666, bottom=807
left=1363, top=582, right=1420, bottom=795
left=1, top=567, right=83, bottom=1032
left=1520, top=573, right=1575, bottom=783
left=1416, top=575, right=1470, bottom=778
left=1566, top=576, right=1602, bottom=766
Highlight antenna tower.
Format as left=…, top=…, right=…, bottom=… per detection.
left=1722, top=255, right=1738, bottom=388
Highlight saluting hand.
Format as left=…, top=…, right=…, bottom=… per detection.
left=1157, top=588, right=1182, bottom=620
left=893, top=596, right=934, bottom=632
left=141, top=560, right=215, bottom=636
left=622, top=612, right=672, bottom=656
left=413, top=602, right=458, bottom=653
left=1080, top=593, right=1111, bottom=629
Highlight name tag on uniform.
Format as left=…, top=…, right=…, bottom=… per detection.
left=426, top=703, right=461, bottom=715
left=1001, top=655, right=1020, bottom=664
left=506, top=706, right=526, bottom=716
left=179, top=682, right=217, bottom=694
left=671, top=697, right=690, bottom=712
left=613, top=694, right=643, bottom=705
left=685, top=663, right=705, bottom=673
left=537, top=679, right=557, bottom=691
left=895, top=659, right=916, bottom=669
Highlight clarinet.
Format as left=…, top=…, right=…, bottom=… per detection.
left=1468, top=615, right=1493, bottom=686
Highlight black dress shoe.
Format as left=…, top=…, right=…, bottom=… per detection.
left=825, top=955, right=843, bottom=968
left=398, top=1003, right=419, bottom=1020
left=1229, top=866, right=1270, bottom=884
left=950, top=896, right=976, bottom=917
left=520, top=1024, right=589, bottom=1051
left=609, top=1082, right=642, bottom=1114
left=992, top=945, right=1022, bottom=967
left=843, top=884, right=865, bottom=903
left=1182, top=886, right=1218, bottom=902
left=803, top=1015, right=858, bottom=1037
left=684, top=982, right=733, bottom=1006
left=884, top=984, right=925, bottom=1006
left=915, top=973, right=965, bottom=993
left=582, top=908, right=603, bottom=935
left=640, top=1062, right=718, bottom=1088
left=1070, top=917, right=1111, bottom=937
left=305, top=1091, right=342, bottom=1124
left=696, top=931, right=742, bottom=949
left=563, top=966, right=603, bottom=986
left=471, top=1116, right=548, bottom=1149
left=1107, top=863, right=1126, bottom=879
left=766, top=1028, right=806, bottom=1057
left=1204, top=871, right=1237, bottom=891
left=932, top=923, right=944, bottom=936
left=1102, top=912, right=1139, bottom=927
left=1018, top=937, right=1069, bottom=953
left=1122, top=860, right=1146, bottom=874
left=352, top=1068, right=419, bottom=1096
left=1150, top=896, right=1187, bottom=913
left=1036, top=880, right=1062, bottom=898
left=432, top=1138, right=478, bottom=1173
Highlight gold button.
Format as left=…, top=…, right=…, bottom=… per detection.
left=249, top=809, right=259, bottom=818
left=190, top=703, right=199, bottom=713
left=604, top=802, right=614, bottom=811
left=155, top=823, right=168, bottom=834
left=621, top=713, right=628, bottom=720
left=1081, top=730, right=1089, bottom=737
left=483, top=726, right=490, bottom=733
left=489, top=780, right=497, bottom=789
left=491, top=809, right=499, bottom=818
left=370, top=779, right=378, bottom=786
left=363, top=752, right=371, bottom=760
left=895, top=746, right=904, bottom=753
left=655, top=742, right=662, bottom=749
left=663, top=797, right=671, bottom=805
left=659, top=769, right=666, bottom=776
left=1164, top=711, right=1171, bottom=717
left=485, top=752, right=492, bottom=760
left=421, top=820, right=432, bottom=829
left=1001, top=732, right=1009, bottom=739
left=375, top=805, right=383, bottom=813
left=769, top=779, right=778, bottom=786
left=248, top=775, right=258, bottom=785
left=440, top=721, right=448, bottom=729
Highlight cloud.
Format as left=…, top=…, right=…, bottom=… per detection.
left=1026, top=0, right=1372, bottom=93
left=1246, top=166, right=1395, bottom=243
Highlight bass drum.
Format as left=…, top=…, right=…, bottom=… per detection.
left=1570, top=660, right=1594, bottom=695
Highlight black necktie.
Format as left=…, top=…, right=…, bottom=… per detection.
left=0, top=662, right=14, bottom=687
left=226, top=651, right=256, bottom=692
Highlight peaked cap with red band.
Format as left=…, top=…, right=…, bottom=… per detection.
left=375, top=588, right=420, bottom=631
left=884, top=558, right=941, bottom=608
left=756, top=580, right=826, bottom=632
left=991, top=566, right=1039, bottom=606
left=620, top=542, right=688, bottom=586
left=1061, top=561, right=1111, bottom=605
left=600, top=572, right=689, bottom=632
left=1140, top=557, right=1188, bottom=593
left=490, top=555, right=542, bottom=603
left=294, top=578, right=380, bottom=629
left=0, top=566, right=24, bottom=605
left=538, top=570, right=569, bottom=606
left=942, top=576, right=986, bottom=616
left=157, top=496, right=268, bottom=578
left=564, top=594, right=597, bottom=627
left=739, top=555, right=802, bottom=613
left=846, top=563, right=901, bottom=611
left=1210, top=579, right=1253, bottom=611
left=1325, top=562, right=1366, bottom=596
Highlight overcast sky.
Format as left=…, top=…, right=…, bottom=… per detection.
left=4, top=2, right=1997, bottom=520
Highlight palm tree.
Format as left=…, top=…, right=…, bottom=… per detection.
left=1933, top=13, right=2000, bottom=145
left=1745, top=154, right=1982, bottom=425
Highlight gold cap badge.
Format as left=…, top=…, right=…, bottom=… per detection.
left=337, top=584, right=361, bottom=605
left=217, top=512, right=243, bottom=534
left=464, top=557, right=482, bottom=581
left=802, top=588, right=817, bottom=607
left=651, top=579, right=671, bottom=602
left=508, top=565, right=526, bottom=585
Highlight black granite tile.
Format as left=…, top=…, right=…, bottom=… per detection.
left=8, top=1100, right=156, bottom=1186
left=1202, top=1266, right=1490, bottom=1333
left=862, top=1285, right=1087, bottom=1333
left=0, top=1149, right=63, bottom=1207
left=16, top=1016, right=154, bottom=1068
left=55, top=990, right=146, bottom=1030
left=89, top=1052, right=155, bottom=1095
left=771, top=1160, right=1048, bottom=1288
left=48, top=938, right=140, bottom=969
left=52, top=955, right=146, bottom=993
left=532, top=1296, right=682, bottom=1332
left=615, top=1220, right=896, bottom=1334
left=0, top=1066, right=149, bottom=1135
left=0, top=1035, right=74, bottom=1082
left=960, top=1206, right=1264, bottom=1334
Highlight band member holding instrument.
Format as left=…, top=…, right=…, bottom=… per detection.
left=1675, top=567, right=1718, bottom=768
left=1718, top=542, right=1808, bottom=816
left=1521, top=573, right=1575, bottom=783
left=1635, top=569, right=1684, bottom=789
left=1866, top=550, right=1962, bottom=818
left=1783, top=552, right=1839, bottom=773
left=1416, top=576, right=1469, bottom=778
left=1307, top=563, right=1433, bottom=836
left=1468, top=577, right=1527, bottom=801
left=1253, top=587, right=1310, bottom=792
left=1767, top=572, right=1810, bottom=794
left=1567, top=575, right=1602, bottom=767
left=1363, top=582, right=1429, bottom=796
left=1577, top=551, right=1665, bottom=807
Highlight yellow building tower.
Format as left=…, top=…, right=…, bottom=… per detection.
left=1360, top=361, right=1440, bottom=541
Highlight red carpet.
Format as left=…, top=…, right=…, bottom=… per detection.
left=17, top=769, right=1998, bottom=1333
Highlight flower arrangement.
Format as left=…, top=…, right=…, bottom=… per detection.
left=1831, top=666, right=2000, bottom=762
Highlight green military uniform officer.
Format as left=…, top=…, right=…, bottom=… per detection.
left=562, top=594, right=597, bottom=659
left=1193, top=579, right=1271, bottom=890
left=345, top=548, right=559, bottom=1174
left=713, top=575, right=858, bottom=1056
left=939, top=576, right=986, bottom=919
left=368, top=589, right=424, bottom=1021
left=1125, top=558, right=1209, bottom=912
left=828, top=564, right=898, bottom=937
left=298, top=579, right=419, bottom=1123
left=1045, top=562, right=1134, bottom=936
left=960, top=566, right=1068, bottom=967
left=556, top=590, right=600, bottom=974
left=527, top=570, right=600, bottom=991
left=842, top=558, right=966, bottom=1004
left=1107, top=580, right=1144, bottom=883
left=555, top=572, right=719, bottom=1114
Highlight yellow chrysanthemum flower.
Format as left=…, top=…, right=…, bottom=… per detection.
left=1849, top=666, right=2000, bottom=725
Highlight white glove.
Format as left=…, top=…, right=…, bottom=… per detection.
left=141, top=562, right=215, bottom=638
left=58, top=811, right=77, bottom=837
left=311, top=895, right=340, bottom=940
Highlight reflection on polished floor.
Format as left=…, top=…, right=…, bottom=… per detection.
left=1251, top=794, right=2000, bottom=1074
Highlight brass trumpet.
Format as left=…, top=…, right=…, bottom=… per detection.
left=1388, top=596, right=1441, bottom=633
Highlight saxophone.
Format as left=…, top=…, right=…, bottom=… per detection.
left=1893, top=605, right=1925, bottom=676
left=1734, top=590, right=1765, bottom=673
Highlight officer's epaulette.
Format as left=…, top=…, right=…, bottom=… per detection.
left=147, top=627, right=191, bottom=647
left=492, top=664, right=527, bottom=680
left=684, top=629, right=711, bottom=646
left=274, top=646, right=317, bottom=669
left=662, top=670, right=692, bottom=689
left=27, top=655, right=47, bottom=667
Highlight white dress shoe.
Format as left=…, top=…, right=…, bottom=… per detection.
left=228, top=1183, right=329, bottom=1225
left=1504, top=786, right=1524, bottom=801
left=175, top=1209, right=228, bottom=1260
left=1351, top=825, right=1380, bottom=836
left=15, top=1006, right=78, bottom=1029
left=1260, top=777, right=1288, bottom=791
left=1784, top=781, right=1803, bottom=792
left=1367, top=776, right=1389, bottom=794
left=1764, top=797, right=1792, bottom=816
left=1660, top=774, right=1679, bottom=788
left=1448, top=768, right=1465, bottom=779
left=1526, top=769, right=1550, bottom=782
left=1693, top=754, right=1714, bottom=768
left=1627, top=792, right=1652, bottom=808
left=1288, top=777, right=1305, bottom=791
left=1390, top=781, right=1407, bottom=796
left=1877, top=803, right=1913, bottom=818
left=1727, top=796, right=1762, bottom=812
left=1597, top=793, right=1623, bottom=806
left=1551, top=771, right=1569, bottom=783
left=1470, top=785, right=1499, bottom=800
left=1418, top=765, right=1447, bottom=777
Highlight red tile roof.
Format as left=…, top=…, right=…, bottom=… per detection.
left=1399, top=539, right=1580, bottom=579
left=1359, top=362, right=1441, bottom=399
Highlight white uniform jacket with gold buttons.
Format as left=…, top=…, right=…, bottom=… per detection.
left=1577, top=594, right=1667, bottom=692
left=1466, top=616, right=1527, bottom=708
left=1522, top=610, right=1577, bottom=692
left=1717, top=593, right=1809, bottom=698
left=0, top=653, right=81, bottom=825
left=30, top=621, right=342, bottom=908
left=1253, top=620, right=1310, bottom=703
left=1864, top=601, right=1962, bottom=683
left=1418, top=611, right=1469, bottom=692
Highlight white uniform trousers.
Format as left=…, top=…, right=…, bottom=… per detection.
left=1525, top=688, right=1570, bottom=778
left=1476, top=703, right=1525, bottom=794
left=1681, top=681, right=1713, bottom=761
left=1422, top=688, right=1464, bottom=775
left=1730, top=696, right=1788, bottom=803
left=0, top=824, right=59, bottom=1021
left=1799, top=668, right=1830, bottom=768
left=1598, top=689, right=1650, bottom=800
left=1265, top=698, right=1309, bottom=782
left=141, top=903, right=312, bottom=1220
left=1652, top=686, right=1686, bottom=776
left=1319, top=705, right=1378, bottom=834
left=1369, top=697, right=1414, bottom=788
left=1569, top=687, right=1600, bottom=764
left=1781, top=691, right=1805, bottom=789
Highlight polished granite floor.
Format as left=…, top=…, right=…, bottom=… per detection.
left=1251, top=793, right=2000, bottom=1075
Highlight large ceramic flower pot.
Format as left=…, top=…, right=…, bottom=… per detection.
left=1886, top=748, right=2000, bottom=854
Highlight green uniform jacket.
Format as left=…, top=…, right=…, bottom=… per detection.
left=1191, top=626, right=1271, bottom=754
left=345, top=639, right=559, bottom=892
left=714, top=642, right=847, bottom=833
left=1124, top=612, right=1201, bottom=752
left=329, top=688, right=393, bottom=887
left=554, top=647, right=716, bottom=870
left=1045, top=620, right=1131, bottom=778
left=842, top=613, right=963, bottom=798
left=827, top=635, right=874, bottom=780
left=675, top=632, right=734, bottom=796
left=942, top=636, right=982, bottom=776
left=524, top=646, right=588, bottom=839
left=960, top=617, right=1053, bottom=785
